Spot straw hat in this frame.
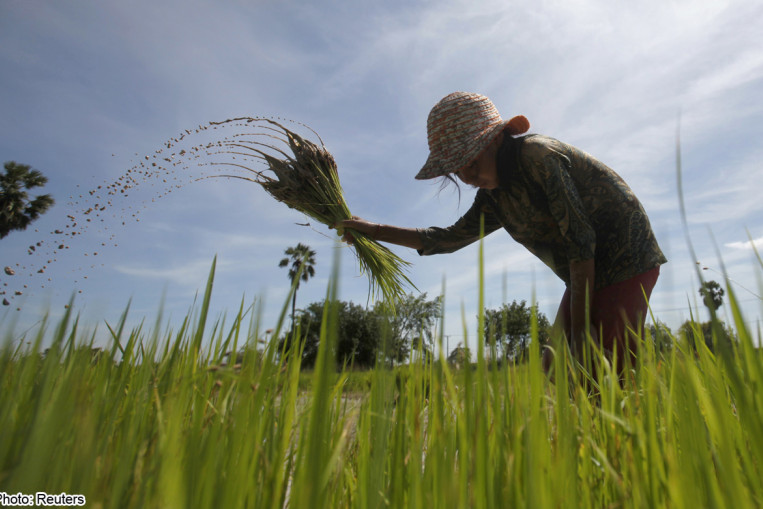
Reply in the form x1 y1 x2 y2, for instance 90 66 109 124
415 92 529 180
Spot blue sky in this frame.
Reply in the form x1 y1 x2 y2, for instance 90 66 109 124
1 0 762 352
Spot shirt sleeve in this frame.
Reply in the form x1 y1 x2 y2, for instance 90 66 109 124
417 191 503 256
523 142 596 263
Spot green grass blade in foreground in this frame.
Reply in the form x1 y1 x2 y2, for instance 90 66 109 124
190 256 216 362
288 247 341 508
472 221 490 509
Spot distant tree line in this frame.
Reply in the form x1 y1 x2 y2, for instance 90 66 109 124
483 300 551 361
277 295 558 369
649 279 738 354
275 284 741 371
279 292 443 369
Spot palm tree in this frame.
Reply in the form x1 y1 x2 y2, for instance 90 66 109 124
279 243 317 324
699 280 724 311
0 161 55 239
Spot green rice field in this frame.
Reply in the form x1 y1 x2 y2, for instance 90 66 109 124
1 247 762 509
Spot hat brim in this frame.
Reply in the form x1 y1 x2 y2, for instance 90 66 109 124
414 119 509 180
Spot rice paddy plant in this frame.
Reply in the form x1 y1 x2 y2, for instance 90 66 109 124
1 245 762 508
206 117 415 305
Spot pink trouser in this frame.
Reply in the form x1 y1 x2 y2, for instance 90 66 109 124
557 266 660 366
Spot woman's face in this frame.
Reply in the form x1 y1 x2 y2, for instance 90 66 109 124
454 137 501 190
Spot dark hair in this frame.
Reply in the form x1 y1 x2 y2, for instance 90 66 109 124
437 173 462 204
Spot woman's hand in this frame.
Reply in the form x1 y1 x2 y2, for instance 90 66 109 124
333 216 379 244
333 217 425 250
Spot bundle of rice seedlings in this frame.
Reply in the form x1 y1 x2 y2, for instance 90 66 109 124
208 117 415 304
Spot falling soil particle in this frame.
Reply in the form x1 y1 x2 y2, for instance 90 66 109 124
3 117 290 304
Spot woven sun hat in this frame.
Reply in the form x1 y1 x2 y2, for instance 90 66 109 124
415 91 528 180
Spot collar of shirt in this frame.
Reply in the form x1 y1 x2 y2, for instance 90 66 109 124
496 134 528 190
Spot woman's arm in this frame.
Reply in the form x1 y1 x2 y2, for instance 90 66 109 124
337 217 424 250
338 190 502 254
569 258 596 355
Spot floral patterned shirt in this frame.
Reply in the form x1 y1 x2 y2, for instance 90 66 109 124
417 134 667 290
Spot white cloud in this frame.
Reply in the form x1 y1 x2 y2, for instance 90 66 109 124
113 257 229 286
684 50 763 105
726 236 763 251
682 152 763 225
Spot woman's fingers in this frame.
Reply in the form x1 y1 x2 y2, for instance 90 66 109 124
331 216 379 245
333 217 364 245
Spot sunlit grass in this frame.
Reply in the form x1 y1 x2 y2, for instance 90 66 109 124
1 243 761 508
